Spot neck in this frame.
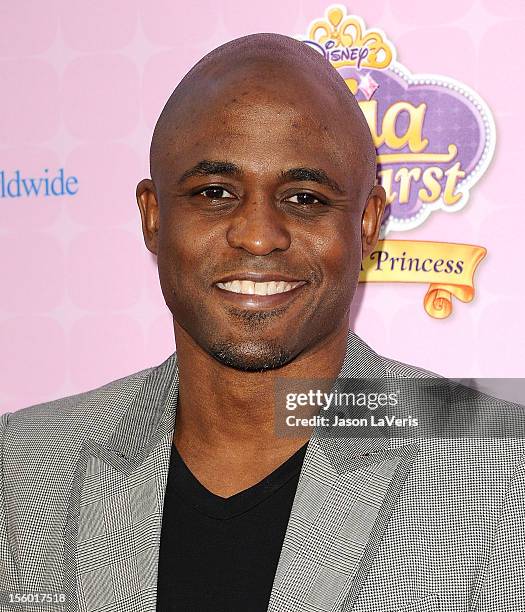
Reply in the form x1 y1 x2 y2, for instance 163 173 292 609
173 320 349 455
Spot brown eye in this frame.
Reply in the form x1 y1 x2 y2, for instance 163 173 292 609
287 193 327 206
200 187 234 199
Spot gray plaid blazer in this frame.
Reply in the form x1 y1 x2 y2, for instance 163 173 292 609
1 330 524 612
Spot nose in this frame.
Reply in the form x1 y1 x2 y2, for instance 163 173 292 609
226 195 291 255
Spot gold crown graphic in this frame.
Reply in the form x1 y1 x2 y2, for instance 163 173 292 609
307 5 395 69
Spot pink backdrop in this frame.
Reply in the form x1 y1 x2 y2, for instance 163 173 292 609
1 0 523 414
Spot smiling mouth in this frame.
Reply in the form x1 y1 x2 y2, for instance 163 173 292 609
215 280 306 295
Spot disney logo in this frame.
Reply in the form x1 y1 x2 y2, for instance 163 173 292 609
303 39 370 69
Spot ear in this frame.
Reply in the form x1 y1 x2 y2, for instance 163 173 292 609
136 179 160 255
361 184 387 260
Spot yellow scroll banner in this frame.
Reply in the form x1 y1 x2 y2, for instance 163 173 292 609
359 240 487 319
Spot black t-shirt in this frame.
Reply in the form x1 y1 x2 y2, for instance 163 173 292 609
156 441 308 612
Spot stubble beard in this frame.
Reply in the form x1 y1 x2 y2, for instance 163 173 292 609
209 339 294 372
208 305 295 372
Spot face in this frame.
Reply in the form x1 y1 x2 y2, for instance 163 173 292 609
137 67 385 371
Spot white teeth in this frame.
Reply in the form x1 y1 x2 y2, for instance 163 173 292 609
241 280 254 294
216 280 303 295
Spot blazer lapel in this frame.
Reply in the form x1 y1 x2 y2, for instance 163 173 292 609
268 437 419 612
63 354 179 612
268 331 420 611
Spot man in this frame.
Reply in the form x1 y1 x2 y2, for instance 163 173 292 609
1 33 524 612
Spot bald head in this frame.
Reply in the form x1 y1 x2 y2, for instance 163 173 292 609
150 33 377 192
137 32 387 372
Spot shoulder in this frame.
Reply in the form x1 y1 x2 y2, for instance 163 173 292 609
1 354 176 456
382 355 438 378
376 351 525 465
3 364 152 426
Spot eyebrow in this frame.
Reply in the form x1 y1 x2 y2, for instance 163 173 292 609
178 160 241 184
280 167 345 194
177 160 345 195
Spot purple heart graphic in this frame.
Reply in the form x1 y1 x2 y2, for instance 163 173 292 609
337 65 495 232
